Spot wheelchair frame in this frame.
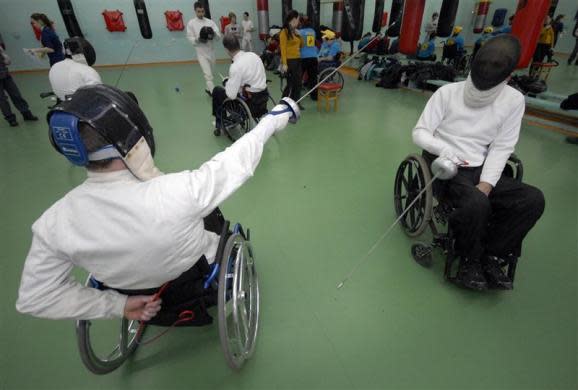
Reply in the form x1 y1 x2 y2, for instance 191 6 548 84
75 221 260 374
393 153 523 284
216 93 277 142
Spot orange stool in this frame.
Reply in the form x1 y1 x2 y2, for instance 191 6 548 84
317 83 341 112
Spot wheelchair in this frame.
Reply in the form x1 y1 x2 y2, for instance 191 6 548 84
76 220 260 374
393 153 524 285
318 52 346 92
441 43 471 77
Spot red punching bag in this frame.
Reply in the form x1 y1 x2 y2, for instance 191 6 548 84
399 0 425 55
257 0 269 40
511 0 551 68
473 1 491 33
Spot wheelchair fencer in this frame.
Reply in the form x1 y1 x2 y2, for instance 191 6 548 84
393 153 524 286
76 220 260 374
441 42 472 78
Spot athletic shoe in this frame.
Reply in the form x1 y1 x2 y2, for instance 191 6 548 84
455 258 488 291
483 256 513 290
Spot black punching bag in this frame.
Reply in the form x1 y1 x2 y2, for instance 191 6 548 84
437 0 459 37
372 0 385 33
200 0 211 19
282 0 293 22
57 0 83 38
134 0 152 39
307 0 321 31
341 0 365 42
388 0 404 37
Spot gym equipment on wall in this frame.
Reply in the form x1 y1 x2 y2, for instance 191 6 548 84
134 0 152 39
399 0 425 55
57 0 83 38
388 0 404 37
492 8 508 27
282 0 293 23
200 0 211 19
372 0 385 33
341 0 365 42
165 10 184 31
437 0 459 38
332 1 344 34
102 10 127 32
473 0 491 33
307 0 321 32
257 0 269 40
512 0 550 68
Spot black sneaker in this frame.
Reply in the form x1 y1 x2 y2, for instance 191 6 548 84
455 258 488 291
22 112 38 121
9 119 18 127
483 256 513 290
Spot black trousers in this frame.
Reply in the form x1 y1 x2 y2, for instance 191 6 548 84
301 57 318 100
282 58 302 102
212 86 269 121
424 152 545 262
0 75 31 122
533 43 553 63
110 209 227 327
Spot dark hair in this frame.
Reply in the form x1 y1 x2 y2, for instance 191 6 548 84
31 13 53 29
432 12 439 18
429 32 437 40
283 10 299 39
223 33 240 52
78 122 115 170
244 12 249 17
300 15 312 28
554 14 564 22
194 2 204 10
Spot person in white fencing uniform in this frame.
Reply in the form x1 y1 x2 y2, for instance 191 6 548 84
241 12 255 52
412 35 545 291
15 84 299 325
49 37 102 101
186 1 221 95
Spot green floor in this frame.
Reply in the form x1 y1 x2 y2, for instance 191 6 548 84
1 63 577 390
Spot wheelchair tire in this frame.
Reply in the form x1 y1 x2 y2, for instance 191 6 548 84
76 313 143 375
217 233 260 371
318 67 345 92
219 99 255 142
393 154 433 237
411 242 433 267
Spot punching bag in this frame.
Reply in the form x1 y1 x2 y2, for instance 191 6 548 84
512 0 550 68
437 0 459 37
341 0 365 42
388 0 404 37
473 0 490 33
57 0 83 38
200 0 211 19
307 0 321 31
332 1 344 34
399 0 425 55
372 0 385 33
134 0 152 39
257 0 269 40
282 0 293 23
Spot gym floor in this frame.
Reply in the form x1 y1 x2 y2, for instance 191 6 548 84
1 62 577 390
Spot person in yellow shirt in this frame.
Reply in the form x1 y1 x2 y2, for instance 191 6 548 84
279 10 303 104
533 16 554 63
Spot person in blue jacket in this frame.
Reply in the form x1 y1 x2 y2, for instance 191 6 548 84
29 13 64 67
318 30 342 72
298 16 319 100
417 32 437 61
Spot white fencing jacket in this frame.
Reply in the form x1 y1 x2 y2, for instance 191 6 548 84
186 17 221 63
16 112 289 320
412 81 525 186
49 59 102 101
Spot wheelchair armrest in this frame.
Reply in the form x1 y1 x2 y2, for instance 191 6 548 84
506 154 524 182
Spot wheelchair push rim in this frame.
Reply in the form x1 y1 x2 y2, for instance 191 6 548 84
76 276 144 375
318 67 345 92
217 233 260 370
393 154 433 237
219 99 254 142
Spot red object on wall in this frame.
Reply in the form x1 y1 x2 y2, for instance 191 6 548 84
220 16 231 33
381 12 388 28
102 10 127 32
473 1 491 33
511 0 551 69
165 10 184 31
399 0 425 55
31 22 42 41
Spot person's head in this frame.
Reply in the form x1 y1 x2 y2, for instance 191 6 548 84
228 12 237 24
483 26 494 34
30 13 52 29
543 15 551 26
432 12 439 20
554 14 564 23
469 35 521 91
508 15 514 25
64 37 96 66
194 2 205 19
284 10 300 30
47 85 157 178
223 33 241 57
300 15 311 29
243 12 249 21
452 25 463 36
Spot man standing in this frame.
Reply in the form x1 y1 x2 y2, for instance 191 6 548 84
186 1 221 95
567 21 578 65
241 12 255 52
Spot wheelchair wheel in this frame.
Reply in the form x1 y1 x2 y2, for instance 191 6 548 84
318 67 345 92
219 99 254 142
76 278 144 374
411 242 433 267
393 154 433 237
217 232 260 370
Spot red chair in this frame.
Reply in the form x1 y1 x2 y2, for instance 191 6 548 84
317 83 341 112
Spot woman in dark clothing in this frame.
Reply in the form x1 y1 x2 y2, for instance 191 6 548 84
29 13 64 67
552 14 565 47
